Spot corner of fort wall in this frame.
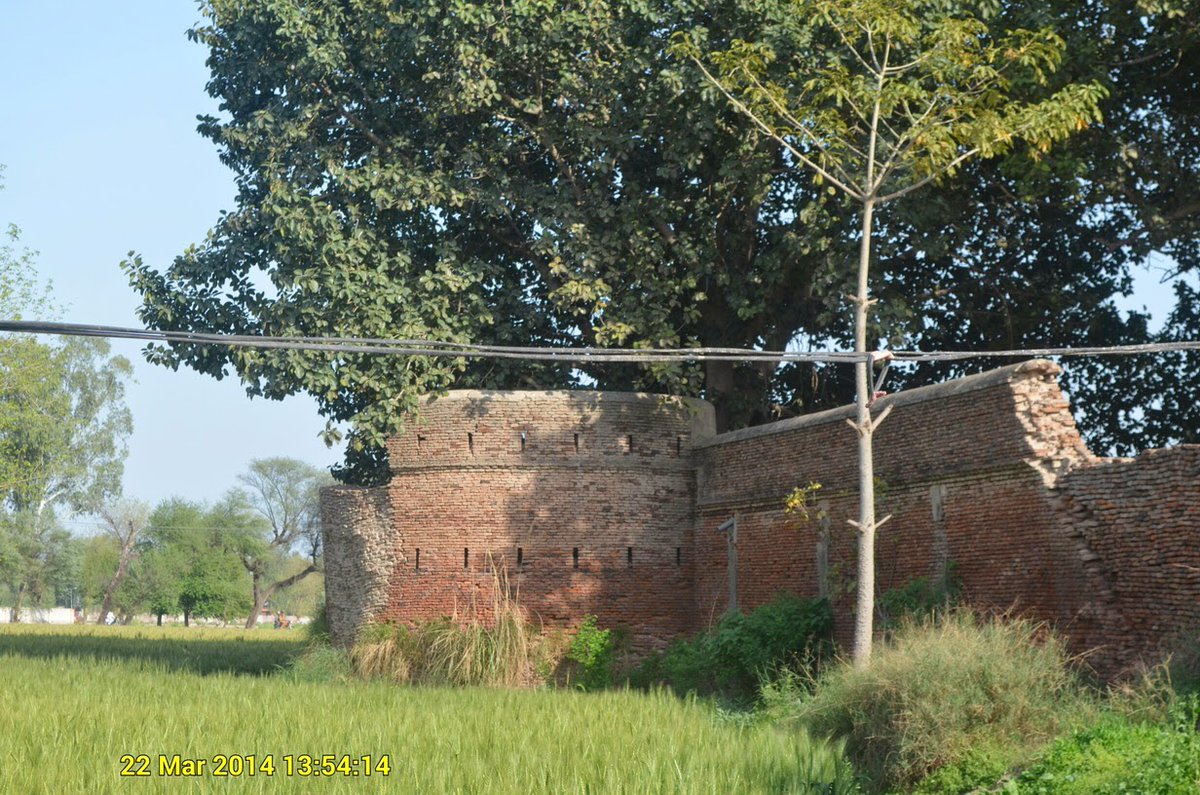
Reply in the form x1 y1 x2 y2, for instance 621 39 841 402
323 390 715 652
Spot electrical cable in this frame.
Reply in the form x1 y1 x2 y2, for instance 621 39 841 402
1 320 1197 364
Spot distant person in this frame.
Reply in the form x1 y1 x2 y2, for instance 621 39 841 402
104 611 116 626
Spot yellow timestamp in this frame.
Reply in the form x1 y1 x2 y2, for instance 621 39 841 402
119 753 392 778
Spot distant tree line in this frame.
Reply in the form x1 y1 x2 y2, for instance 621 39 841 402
77 458 330 627
0 174 331 625
0 210 133 621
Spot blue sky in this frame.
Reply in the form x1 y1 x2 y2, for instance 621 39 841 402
0 2 342 520
0 2 1185 519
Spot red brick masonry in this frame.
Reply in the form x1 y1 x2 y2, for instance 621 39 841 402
321 361 1200 678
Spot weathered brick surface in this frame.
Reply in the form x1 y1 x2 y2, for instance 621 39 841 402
324 390 713 653
320 362 1200 679
694 360 1101 655
1056 447 1200 675
320 486 394 647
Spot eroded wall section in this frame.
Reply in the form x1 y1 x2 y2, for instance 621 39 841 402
320 486 394 647
1057 447 1200 673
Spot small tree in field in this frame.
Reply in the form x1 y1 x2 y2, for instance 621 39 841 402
233 458 331 628
675 0 1105 667
94 499 150 624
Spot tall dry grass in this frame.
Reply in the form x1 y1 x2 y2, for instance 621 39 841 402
348 563 538 687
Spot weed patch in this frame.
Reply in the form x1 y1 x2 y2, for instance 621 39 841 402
631 594 832 704
765 610 1090 792
1011 695 1200 794
565 615 616 691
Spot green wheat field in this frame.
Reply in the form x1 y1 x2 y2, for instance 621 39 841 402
0 624 851 794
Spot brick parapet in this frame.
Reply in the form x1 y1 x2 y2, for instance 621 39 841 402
388 390 715 468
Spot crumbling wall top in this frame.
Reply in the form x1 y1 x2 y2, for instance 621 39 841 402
387 389 715 469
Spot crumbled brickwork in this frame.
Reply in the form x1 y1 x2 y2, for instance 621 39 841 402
320 363 1200 679
1057 447 1200 675
320 486 394 647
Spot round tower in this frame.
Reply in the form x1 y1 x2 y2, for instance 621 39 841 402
378 390 714 651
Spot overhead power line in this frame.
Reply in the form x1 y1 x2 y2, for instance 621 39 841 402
0 320 1197 364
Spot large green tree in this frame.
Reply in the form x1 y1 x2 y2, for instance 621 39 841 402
125 0 1199 484
128 498 253 626
0 197 133 620
124 0 849 482
0 337 133 621
871 0 1200 455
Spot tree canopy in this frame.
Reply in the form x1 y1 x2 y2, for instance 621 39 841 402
125 0 1200 482
126 498 255 625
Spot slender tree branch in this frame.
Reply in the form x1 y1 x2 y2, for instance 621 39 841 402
878 146 981 202
689 56 865 200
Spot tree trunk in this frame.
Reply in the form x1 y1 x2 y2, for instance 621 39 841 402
705 359 736 433
245 574 265 629
183 610 190 628
244 565 317 629
10 583 25 623
156 613 163 627
851 197 878 670
97 536 139 625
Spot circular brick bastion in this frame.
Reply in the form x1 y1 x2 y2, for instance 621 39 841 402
321 390 715 651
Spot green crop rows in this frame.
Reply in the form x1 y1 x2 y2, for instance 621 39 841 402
0 624 852 794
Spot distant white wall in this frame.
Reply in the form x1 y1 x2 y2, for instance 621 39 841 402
0 607 76 624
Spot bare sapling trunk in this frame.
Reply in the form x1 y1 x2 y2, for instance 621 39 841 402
851 197 878 669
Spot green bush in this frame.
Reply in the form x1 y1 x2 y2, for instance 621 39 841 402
566 615 616 691
1011 695 1200 794
631 594 832 704
765 610 1090 792
876 566 960 630
1165 628 1200 695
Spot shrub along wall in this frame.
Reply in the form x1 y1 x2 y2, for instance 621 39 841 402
322 362 1200 679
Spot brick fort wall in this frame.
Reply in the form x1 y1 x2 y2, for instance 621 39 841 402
321 362 1200 677
325 390 713 653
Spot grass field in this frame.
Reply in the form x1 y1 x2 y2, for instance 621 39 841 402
0 624 856 794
